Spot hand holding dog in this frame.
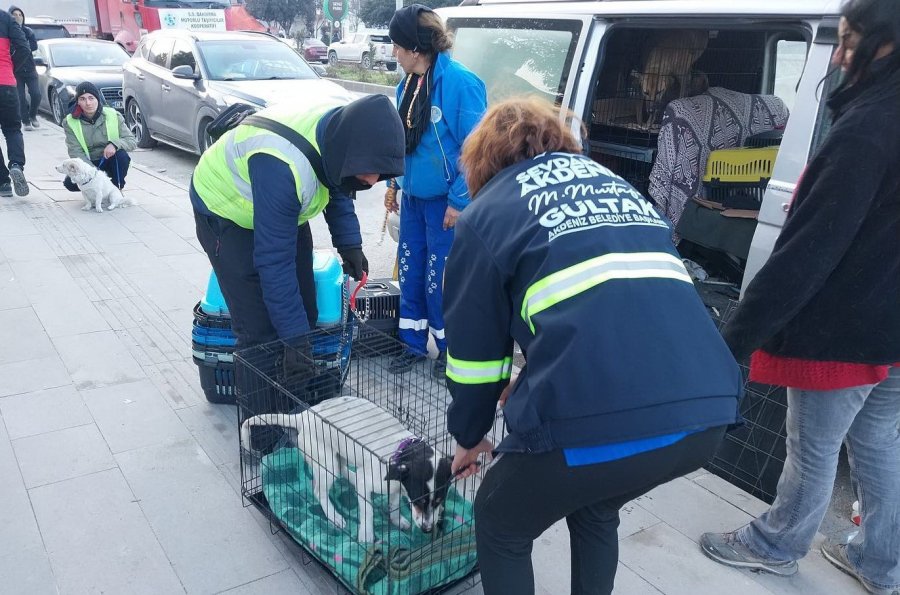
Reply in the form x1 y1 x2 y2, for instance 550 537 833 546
103 143 117 159
451 438 493 480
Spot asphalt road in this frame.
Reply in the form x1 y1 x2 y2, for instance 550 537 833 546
128 124 857 541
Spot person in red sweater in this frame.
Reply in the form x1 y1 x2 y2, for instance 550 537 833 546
698 1 900 593
0 7 29 197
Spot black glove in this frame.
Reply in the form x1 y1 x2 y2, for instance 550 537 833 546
282 340 315 385
338 247 369 281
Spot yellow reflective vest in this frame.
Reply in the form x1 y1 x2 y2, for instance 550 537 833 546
65 107 120 157
192 101 341 230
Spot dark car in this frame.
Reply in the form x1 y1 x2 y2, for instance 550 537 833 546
27 17 71 41
34 38 130 126
303 37 327 63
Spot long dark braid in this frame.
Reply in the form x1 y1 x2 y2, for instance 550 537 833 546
399 67 433 154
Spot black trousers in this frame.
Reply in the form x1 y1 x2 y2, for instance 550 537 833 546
193 210 317 348
64 151 131 191
475 426 727 595
16 74 40 122
0 84 25 185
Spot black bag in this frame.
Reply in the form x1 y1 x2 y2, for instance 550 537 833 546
206 103 258 142
205 105 327 187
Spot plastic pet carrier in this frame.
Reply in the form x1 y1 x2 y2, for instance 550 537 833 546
353 279 401 355
193 253 353 405
705 300 787 503
701 146 778 210
236 327 505 595
192 298 238 405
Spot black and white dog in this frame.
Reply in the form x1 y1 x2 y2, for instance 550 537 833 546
240 397 453 542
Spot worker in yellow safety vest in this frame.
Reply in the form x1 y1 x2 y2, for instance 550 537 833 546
62 82 136 190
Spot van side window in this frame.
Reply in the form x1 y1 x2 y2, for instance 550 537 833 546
446 18 582 106
773 39 808 112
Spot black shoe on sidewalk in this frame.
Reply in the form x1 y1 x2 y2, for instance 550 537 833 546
388 350 426 374
0 182 11 198
8 165 28 197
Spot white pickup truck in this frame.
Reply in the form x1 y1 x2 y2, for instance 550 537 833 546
327 31 397 71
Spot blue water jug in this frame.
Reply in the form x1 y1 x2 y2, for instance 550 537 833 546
313 251 344 326
201 269 230 316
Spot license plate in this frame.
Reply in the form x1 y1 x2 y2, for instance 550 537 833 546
112 100 123 109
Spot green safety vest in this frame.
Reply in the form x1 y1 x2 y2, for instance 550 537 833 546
192 100 341 230
65 107 120 157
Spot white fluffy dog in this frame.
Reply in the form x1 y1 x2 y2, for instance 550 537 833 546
56 158 134 213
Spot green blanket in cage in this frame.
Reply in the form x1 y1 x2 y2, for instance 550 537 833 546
261 447 478 595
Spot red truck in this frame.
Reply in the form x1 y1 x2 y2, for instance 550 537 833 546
33 0 265 53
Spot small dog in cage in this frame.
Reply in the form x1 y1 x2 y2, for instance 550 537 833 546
633 29 709 126
240 397 454 543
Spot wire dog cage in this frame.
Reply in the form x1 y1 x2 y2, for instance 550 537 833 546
705 300 788 503
237 326 504 594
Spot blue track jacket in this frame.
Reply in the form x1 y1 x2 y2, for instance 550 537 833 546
444 152 742 451
396 52 486 210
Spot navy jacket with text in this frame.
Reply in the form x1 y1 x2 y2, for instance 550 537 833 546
444 152 742 451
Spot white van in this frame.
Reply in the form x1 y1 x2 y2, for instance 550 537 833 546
439 0 841 309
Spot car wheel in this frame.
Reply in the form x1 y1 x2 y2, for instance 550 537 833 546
127 99 156 148
198 117 213 153
361 53 371 69
51 90 66 126
386 62 397 72
328 51 338 66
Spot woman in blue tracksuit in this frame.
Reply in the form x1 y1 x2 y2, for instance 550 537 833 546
384 4 487 379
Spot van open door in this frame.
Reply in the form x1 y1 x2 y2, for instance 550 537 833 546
743 19 840 291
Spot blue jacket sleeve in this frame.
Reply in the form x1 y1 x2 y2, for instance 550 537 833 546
323 190 362 250
249 153 311 339
444 216 514 449
445 77 487 211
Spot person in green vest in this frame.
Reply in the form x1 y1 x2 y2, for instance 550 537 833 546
191 94 405 360
62 82 136 191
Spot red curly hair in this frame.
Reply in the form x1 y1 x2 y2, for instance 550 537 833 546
461 97 584 197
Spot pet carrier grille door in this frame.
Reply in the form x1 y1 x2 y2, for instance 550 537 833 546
704 300 787 503
236 327 505 594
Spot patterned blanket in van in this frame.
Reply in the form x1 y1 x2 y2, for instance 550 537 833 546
648 87 789 231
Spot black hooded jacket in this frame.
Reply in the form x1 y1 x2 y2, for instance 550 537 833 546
319 94 405 192
7 5 36 76
0 8 29 85
722 58 900 364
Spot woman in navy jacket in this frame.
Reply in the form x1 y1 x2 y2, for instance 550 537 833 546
383 4 486 379
446 97 741 595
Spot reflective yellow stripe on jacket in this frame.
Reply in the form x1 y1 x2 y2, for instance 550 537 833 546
521 252 693 333
446 354 513 385
65 107 120 157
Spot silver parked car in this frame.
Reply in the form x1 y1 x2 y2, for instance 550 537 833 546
122 30 353 154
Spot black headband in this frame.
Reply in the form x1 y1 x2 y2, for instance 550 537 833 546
389 4 435 52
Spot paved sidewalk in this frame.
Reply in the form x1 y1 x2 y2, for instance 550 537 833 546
0 122 863 594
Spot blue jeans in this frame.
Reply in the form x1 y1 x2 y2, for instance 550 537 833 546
397 194 454 354
738 367 900 589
